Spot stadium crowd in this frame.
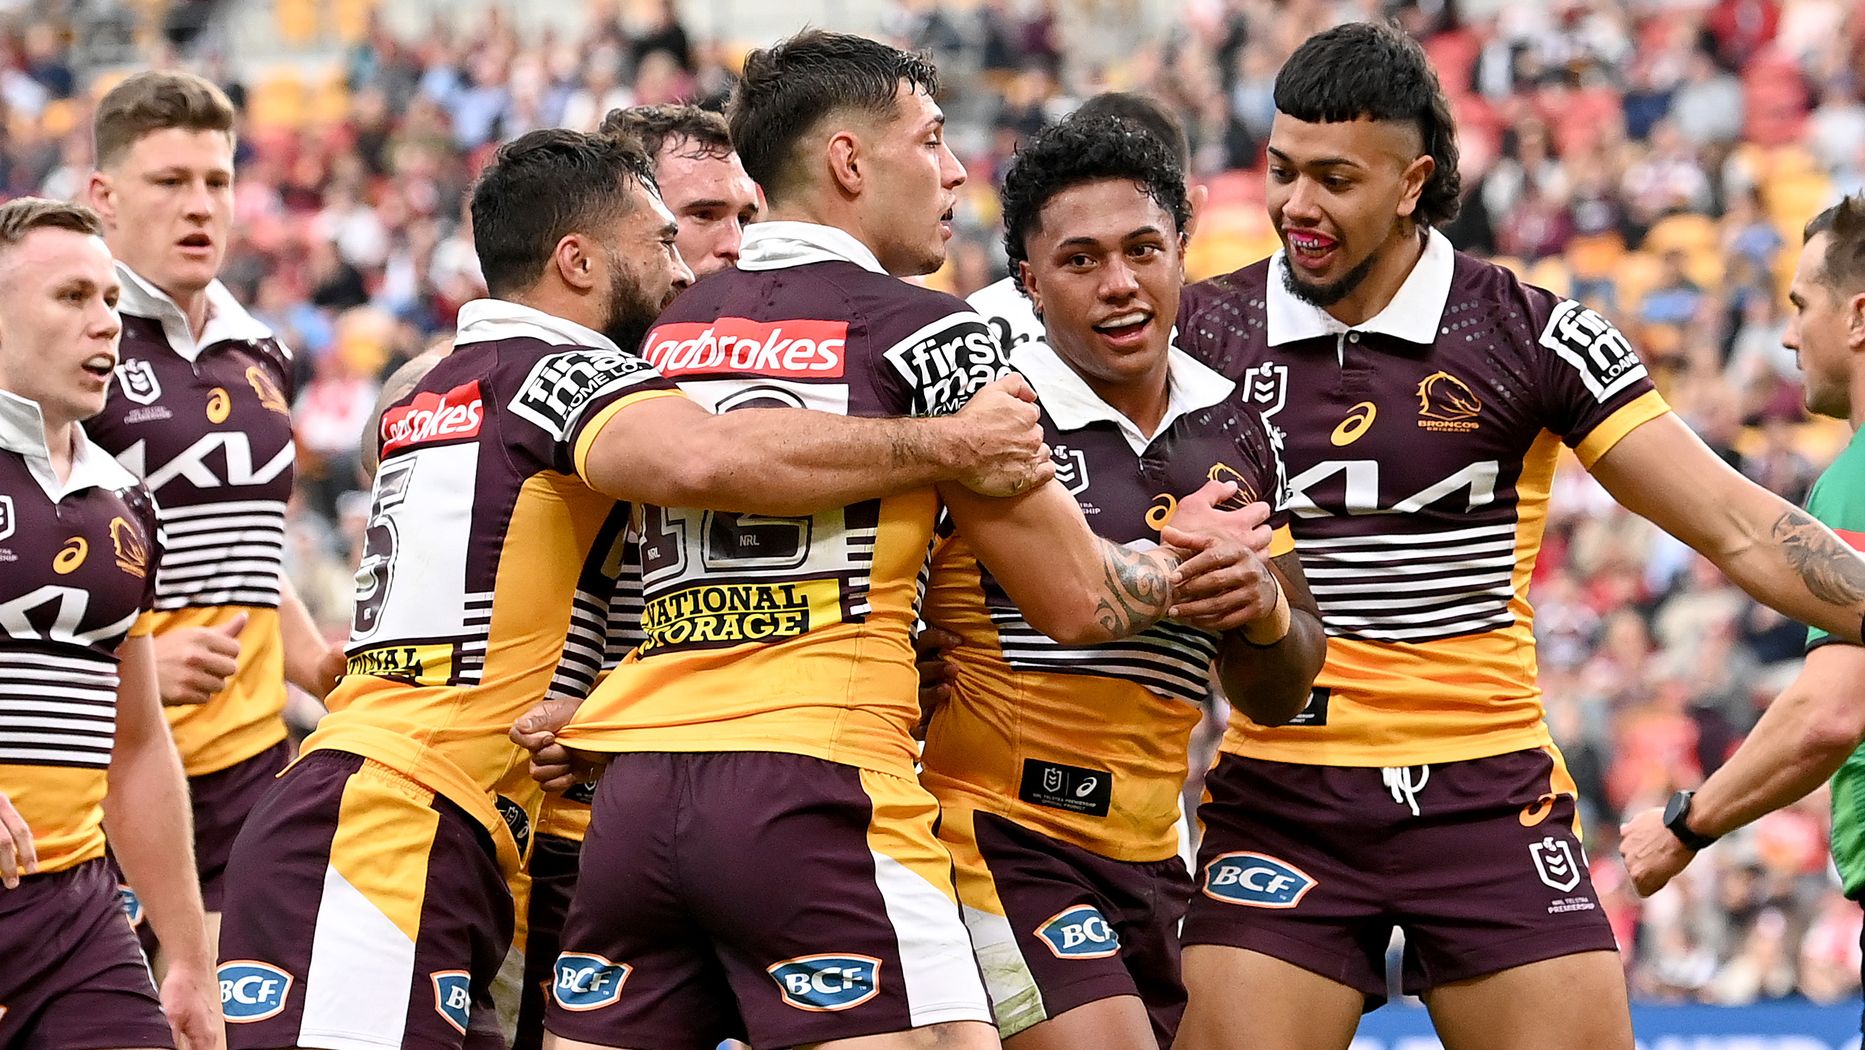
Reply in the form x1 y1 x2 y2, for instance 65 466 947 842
4 0 1865 1011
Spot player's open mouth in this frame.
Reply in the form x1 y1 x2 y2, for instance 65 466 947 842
81 354 115 381
1286 229 1337 269
1093 309 1151 346
938 207 955 239
178 232 213 253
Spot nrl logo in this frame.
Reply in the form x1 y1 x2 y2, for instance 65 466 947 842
1053 445 1089 495
1529 835 1581 893
0 495 12 543
115 359 162 406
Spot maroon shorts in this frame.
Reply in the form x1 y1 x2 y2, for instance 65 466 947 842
117 741 290 957
0 858 174 1049
944 808 1191 1046
216 750 514 1050
514 832 580 1050
547 751 989 1049
1183 747 1617 1005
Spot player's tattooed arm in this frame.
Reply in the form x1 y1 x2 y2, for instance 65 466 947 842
1772 508 1865 606
1590 413 1865 644
1091 540 1179 637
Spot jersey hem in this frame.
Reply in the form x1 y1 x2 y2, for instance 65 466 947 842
1221 725 1555 767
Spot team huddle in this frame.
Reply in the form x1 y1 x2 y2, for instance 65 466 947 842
6 17 1865 1050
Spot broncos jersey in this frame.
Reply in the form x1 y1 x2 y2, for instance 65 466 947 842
920 338 1294 862
1178 229 1668 766
302 298 681 876
83 265 296 777
560 221 1008 778
0 392 162 873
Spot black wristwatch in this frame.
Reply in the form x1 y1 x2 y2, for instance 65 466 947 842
1663 790 1719 851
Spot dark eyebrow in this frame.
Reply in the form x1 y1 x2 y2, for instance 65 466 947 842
1788 290 1806 309
681 198 733 212
1266 147 1363 170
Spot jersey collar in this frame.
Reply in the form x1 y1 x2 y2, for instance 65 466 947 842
737 221 888 276
453 297 625 353
1266 227 1453 347
115 262 279 364
0 389 139 500
1012 339 1235 456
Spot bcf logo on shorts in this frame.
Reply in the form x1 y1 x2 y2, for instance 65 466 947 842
1036 904 1120 959
767 954 883 1012
218 961 293 1022
553 953 632 1011
116 884 143 928
432 971 471 1034
1201 851 1318 909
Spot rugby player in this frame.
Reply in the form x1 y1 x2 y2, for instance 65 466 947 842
80 70 343 958
0 197 220 1049
1620 197 1865 969
599 103 761 278
967 91 1208 360
543 31 1268 1050
510 106 760 1050
1172 22 1865 1050
214 126 1057 1050
918 115 1326 1050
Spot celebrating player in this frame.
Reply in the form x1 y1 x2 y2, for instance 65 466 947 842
541 30 1267 1050
1619 198 1865 960
81 70 343 959
0 197 221 1050
1172 22 1865 1050
599 104 761 279
214 125 1056 1050
918 115 1326 1050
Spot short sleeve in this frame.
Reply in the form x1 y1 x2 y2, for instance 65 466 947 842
871 300 1010 418
1529 295 1670 467
499 345 686 479
1804 455 1865 650
129 487 164 626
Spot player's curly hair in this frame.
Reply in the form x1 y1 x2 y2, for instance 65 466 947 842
470 128 659 296
1805 193 1865 293
1274 21 1462 228
600 104 733 163
1000 115 1191 295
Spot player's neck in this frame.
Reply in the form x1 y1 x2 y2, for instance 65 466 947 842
1321 226 1427 329
1850 366 1865 432
504 285 606 341
123 261 214 342
761 200 887 270
1085 367 1169 438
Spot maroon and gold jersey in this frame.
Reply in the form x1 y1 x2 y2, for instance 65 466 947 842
0 392 162 873
561 221 1009 778
920 339 1294 862
83 266 296 777
302 298 682 877
1179 231 1668 766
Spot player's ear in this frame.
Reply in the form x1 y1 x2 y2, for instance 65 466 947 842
85 171 116 227
554 234 597 292
1396 155 1435 221
1018 260 1042 317
1186 183 1209 239
827 130 862 197
1847 290 1865 351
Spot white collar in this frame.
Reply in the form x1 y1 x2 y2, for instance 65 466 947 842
737 220 888 276
1012 339 1235 456
452 297 624 353
1266 227 1454 346
0 389 139 500
115 263 278 363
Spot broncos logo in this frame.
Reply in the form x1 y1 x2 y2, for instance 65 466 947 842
1415 371 1482 422
1206 463 1259 509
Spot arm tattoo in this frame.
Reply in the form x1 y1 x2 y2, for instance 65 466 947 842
1092 540 1176 637
1771 508 1865 606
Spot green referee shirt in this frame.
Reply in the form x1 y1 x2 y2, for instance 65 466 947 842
1805 427 1865 897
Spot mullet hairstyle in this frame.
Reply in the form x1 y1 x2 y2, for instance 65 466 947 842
1804 194 1865 294
727 29 939 204
93 70 237 169
1273 20 1462 228
470 128 659 297
1001 115 1192 295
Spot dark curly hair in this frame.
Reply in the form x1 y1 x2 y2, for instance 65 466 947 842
1001 116 1191 294
1274 21 1462 228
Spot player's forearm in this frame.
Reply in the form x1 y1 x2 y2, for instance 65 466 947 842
1714 500 1865 644
1216 609 1326 726
1689 679 1865 838
650 410 972 515
104 728 211 969
278 577 334 697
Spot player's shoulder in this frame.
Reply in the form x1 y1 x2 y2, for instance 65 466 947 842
1182 256 1275 316
1810 432 1865 517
